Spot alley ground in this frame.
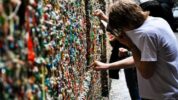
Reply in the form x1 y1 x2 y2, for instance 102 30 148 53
109 32 178 100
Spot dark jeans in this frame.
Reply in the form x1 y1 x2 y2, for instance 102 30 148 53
124 68 141 100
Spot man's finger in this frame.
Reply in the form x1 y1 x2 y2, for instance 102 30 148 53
89 61 96 68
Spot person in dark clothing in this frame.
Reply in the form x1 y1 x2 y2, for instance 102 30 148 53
108 32 141 100
140 0 176 31
108 34 127 79
108 39 120 79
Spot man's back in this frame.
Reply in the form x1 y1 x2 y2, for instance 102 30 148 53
126 16 178 99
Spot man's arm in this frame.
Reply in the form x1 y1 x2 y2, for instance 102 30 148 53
93 9 108 21
116 32 157 79
91 56 135 71
130 45 157 79
108 56 135 69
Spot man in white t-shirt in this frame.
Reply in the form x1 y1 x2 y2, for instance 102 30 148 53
91 0 178 99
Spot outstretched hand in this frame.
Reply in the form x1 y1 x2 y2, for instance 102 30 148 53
93 9 108 21
89 61 110 71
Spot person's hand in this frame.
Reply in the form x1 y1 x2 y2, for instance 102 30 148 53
119 47 129 57
93 9 107 21
11 0 21 6
90 61 110 71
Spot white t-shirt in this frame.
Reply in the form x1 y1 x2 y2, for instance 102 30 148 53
126 16 178 99
139 0 153 3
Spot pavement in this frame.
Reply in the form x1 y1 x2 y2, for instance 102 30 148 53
109 32 178 100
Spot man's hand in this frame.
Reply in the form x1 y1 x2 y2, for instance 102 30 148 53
90 61 110 71
119 47 129 57
93 9 108 21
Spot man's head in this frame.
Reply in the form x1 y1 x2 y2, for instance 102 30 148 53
107 0 149 36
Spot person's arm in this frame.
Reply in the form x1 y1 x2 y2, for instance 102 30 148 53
117 32 157 79
90 56 135 71
108 56 135 69
130 44 156 79
118 47 132 57
93 9 108 21
91 45 156 79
